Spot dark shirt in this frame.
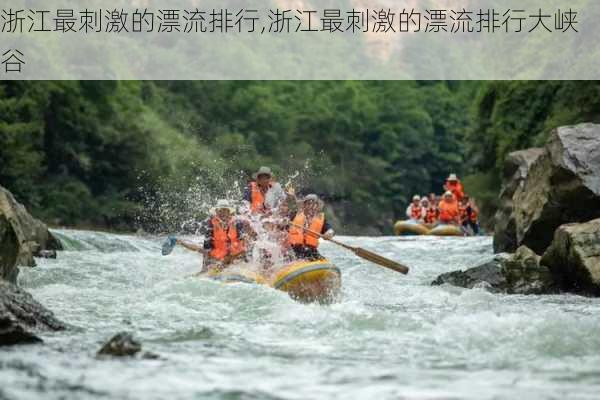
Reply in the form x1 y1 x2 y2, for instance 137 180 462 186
242 184 252 202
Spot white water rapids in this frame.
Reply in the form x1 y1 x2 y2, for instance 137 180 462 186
2 229 600 400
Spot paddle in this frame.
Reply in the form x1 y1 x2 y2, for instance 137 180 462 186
161 235 245 267
161 236 177 256
161 236 208 256
290 223 409 275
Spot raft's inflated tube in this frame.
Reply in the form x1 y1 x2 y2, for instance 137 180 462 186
271 260 342 304
201 259 342 304
428 224 464 237
273 263 341 290
394 220 430 236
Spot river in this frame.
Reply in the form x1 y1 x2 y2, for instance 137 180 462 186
2 229 600 400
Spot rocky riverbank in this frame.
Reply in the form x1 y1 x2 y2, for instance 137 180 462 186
0 185 65 346
434 123 600 296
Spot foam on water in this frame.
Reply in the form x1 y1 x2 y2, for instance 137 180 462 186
2 229 600 400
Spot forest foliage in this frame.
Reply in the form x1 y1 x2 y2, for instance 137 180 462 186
1 80 598 234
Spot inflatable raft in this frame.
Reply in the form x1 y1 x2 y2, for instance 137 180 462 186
394 221 464 237
427 224 464 237
394 220 430 236
203 259 341 304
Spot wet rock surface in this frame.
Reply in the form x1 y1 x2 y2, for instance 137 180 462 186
502 246 557 295
432 255 508 292
433 247 558 295
493 123 600 255
542 219 600 295
97 332 142 357
0 281 66 346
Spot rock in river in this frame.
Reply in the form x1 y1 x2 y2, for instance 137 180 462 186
97 332 142 357
433 247 557 295
0 280 66 346
541 219 600 295
432 255 509 293
493 123 600 255
501 246 556 295
0 185 63 281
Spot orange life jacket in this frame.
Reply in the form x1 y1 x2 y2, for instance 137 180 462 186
424 207 438 224
249 181 270 214
438 199 459 223
288 212 325 248
445 181 465 202
210 217 245 260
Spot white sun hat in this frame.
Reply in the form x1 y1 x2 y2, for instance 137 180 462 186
210 199 236 214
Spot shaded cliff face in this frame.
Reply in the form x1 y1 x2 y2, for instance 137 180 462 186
0 212 19 282
0 185 63 282
0 185 66 346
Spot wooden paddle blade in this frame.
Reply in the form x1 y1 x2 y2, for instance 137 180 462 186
354 247 410 274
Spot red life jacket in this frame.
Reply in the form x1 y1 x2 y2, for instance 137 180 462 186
445 181 465 202
288 212 325 248
410 205 423 220
210 217 245 260
424 207 438 224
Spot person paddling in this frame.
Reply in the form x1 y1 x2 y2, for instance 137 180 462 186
177 200 253 272
288 194 335 261
438 191 461 226
243 166 287 215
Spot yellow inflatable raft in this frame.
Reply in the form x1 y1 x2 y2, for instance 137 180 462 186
203 259 341 304
394 221 464 237
394 220 431 236
427 224 464 237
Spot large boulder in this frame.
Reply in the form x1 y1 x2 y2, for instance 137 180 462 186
541 219 600 295
0 280 66 346
494 123 600 254
0 185 63 280
493 148 545 253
